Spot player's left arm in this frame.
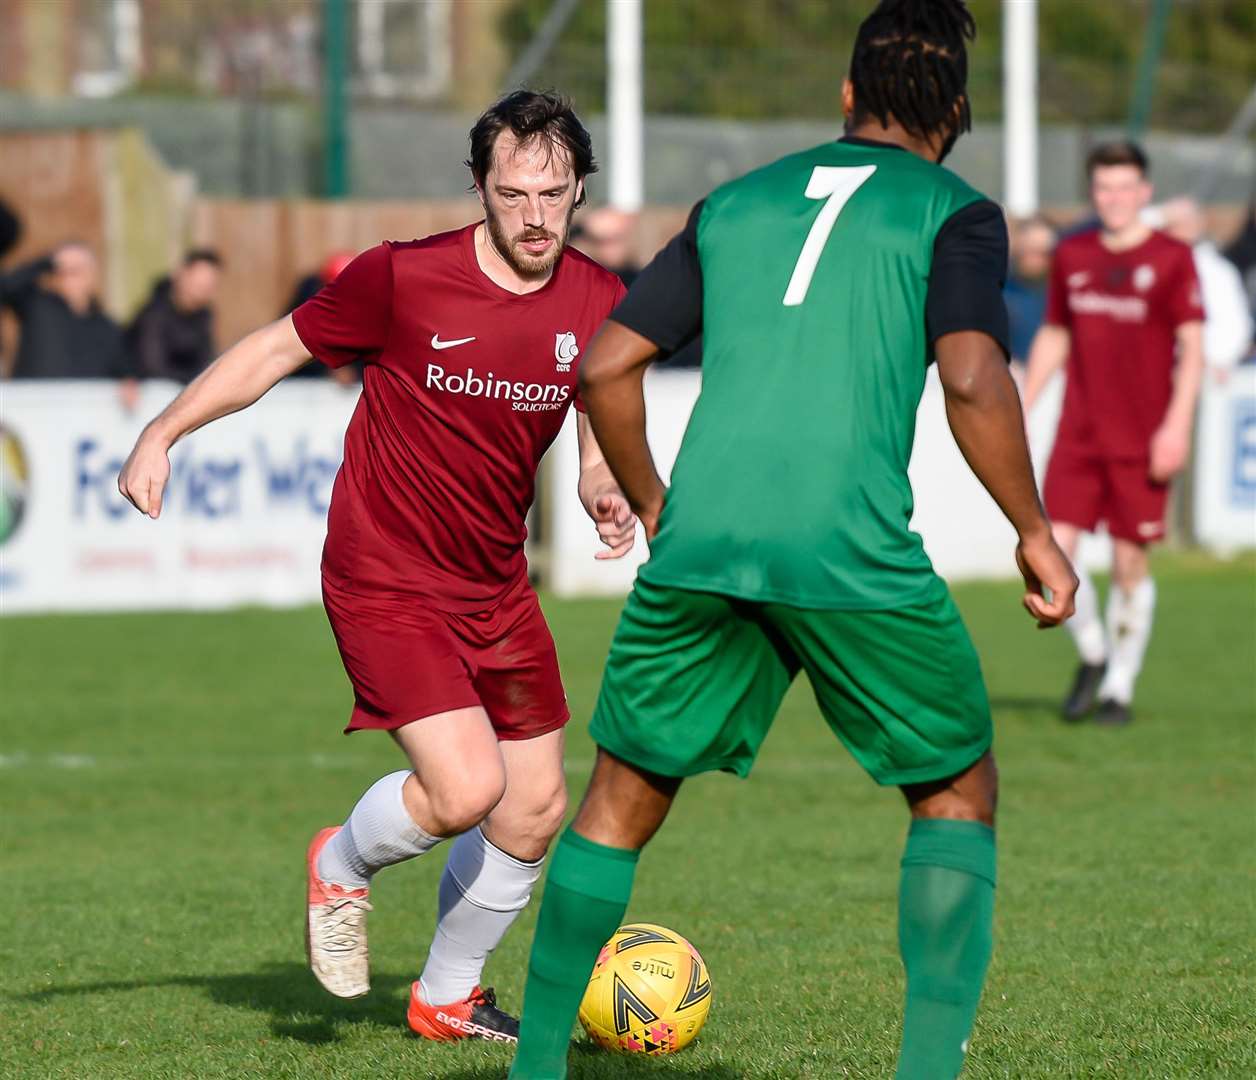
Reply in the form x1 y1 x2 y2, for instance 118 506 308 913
1149 319 1204 483
929 199 1077 627
577 410 636 560
1149 248 1207 482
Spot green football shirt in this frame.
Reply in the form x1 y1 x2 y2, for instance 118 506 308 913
612 135 1009 610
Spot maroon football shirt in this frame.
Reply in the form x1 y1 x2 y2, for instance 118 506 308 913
293 224 625 610
1044 228 1204 460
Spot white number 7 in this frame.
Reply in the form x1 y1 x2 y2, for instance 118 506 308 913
782 164 877 307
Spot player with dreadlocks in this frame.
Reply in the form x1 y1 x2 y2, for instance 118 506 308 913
508 2 1076 1077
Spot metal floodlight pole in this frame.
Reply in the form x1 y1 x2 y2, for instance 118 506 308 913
1003 0 1039 217
503 0 583 91
1128 0 1172 138
607 0 644 211
323 0 350 199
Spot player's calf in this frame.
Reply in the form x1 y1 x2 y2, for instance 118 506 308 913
306 770 448 999
896 753 998 1078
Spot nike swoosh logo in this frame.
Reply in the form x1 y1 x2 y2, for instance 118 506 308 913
431 334 476 351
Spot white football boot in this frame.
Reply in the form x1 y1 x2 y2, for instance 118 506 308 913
305 827 372 998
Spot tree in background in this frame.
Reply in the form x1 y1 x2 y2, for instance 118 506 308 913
500 0 1255 131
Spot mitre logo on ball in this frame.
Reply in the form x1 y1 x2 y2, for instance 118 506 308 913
555 331 579 371
579 923 712 1057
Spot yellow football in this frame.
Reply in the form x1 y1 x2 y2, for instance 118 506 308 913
578 923 712 1055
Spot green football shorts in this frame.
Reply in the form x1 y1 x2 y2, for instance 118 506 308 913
589 578 992 786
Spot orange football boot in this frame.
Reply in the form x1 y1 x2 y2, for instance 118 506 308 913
407 982 519 1042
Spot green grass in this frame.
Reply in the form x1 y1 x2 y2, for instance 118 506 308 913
2 552 1254 1079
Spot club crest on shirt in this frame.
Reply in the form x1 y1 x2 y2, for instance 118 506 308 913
555 331 580 371
1133 265 1156 293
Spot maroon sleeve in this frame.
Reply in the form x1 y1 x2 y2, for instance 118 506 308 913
1167 246 1205 329
573 277 629 414
1043 243 1070 328
291 243 393 368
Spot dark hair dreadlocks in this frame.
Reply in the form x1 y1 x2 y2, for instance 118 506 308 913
848 0 976 143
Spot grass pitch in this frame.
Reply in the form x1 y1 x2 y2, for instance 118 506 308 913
2 553 1253 1079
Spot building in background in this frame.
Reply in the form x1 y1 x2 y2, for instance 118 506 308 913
1 0 509 109
2 1 1253 206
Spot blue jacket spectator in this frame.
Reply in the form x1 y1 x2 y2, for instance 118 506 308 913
1003 215 1057 365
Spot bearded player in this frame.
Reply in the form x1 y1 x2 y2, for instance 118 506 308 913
508 3 1077 1079
117 91 633 1041
1023 141 1205 726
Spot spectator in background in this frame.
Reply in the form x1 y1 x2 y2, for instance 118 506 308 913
0 197 20 261
1222 200 1256 320
285 251 359 383
572 207 640 287
1004 214 1056 366
1220 199 1256 363
0 242 129 379
285 251 356 314
573 208 703 368
127 249 222 383
1153 198 1253 379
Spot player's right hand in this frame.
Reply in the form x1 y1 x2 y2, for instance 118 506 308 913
1015 529 1078 629
635 495 665 543
117 432 171 519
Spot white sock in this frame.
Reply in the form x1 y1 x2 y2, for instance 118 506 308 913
1098 578 1157 705
418 826 544 1005
317 770 444 890
1067 570 1108 665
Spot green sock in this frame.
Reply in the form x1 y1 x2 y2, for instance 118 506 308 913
895 819 996 1080
508 828 640 1080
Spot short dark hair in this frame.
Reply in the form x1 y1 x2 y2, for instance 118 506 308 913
184 248 223 269
1086 140 1149 179
466 90 597 208
848 0 976 142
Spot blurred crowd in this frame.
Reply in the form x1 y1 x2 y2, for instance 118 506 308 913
3 191 1253 387
0 195 362 393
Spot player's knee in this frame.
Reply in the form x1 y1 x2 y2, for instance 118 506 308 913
904 752 998 827
966 757 998 825
427 772 507 836
529 782 568 843
480 783 566 862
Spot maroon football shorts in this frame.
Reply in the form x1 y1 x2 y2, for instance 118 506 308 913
322 573 570 739
1043 440 1169 545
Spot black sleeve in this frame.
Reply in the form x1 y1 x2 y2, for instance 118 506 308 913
0 255 54 312
0 198 21 261
926 199 1010 361
127 300 167 379
609 200 704 352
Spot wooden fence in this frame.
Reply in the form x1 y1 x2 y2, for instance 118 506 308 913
1 128 1247 363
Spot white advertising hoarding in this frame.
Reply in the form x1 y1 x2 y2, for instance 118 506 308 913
1 370 1249 615
0 380 357 613
544 367 1108 597
1193 366 1256 553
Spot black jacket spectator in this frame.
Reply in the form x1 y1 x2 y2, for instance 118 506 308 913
0 198 20 261
127 277 216 382
0 251 129 379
